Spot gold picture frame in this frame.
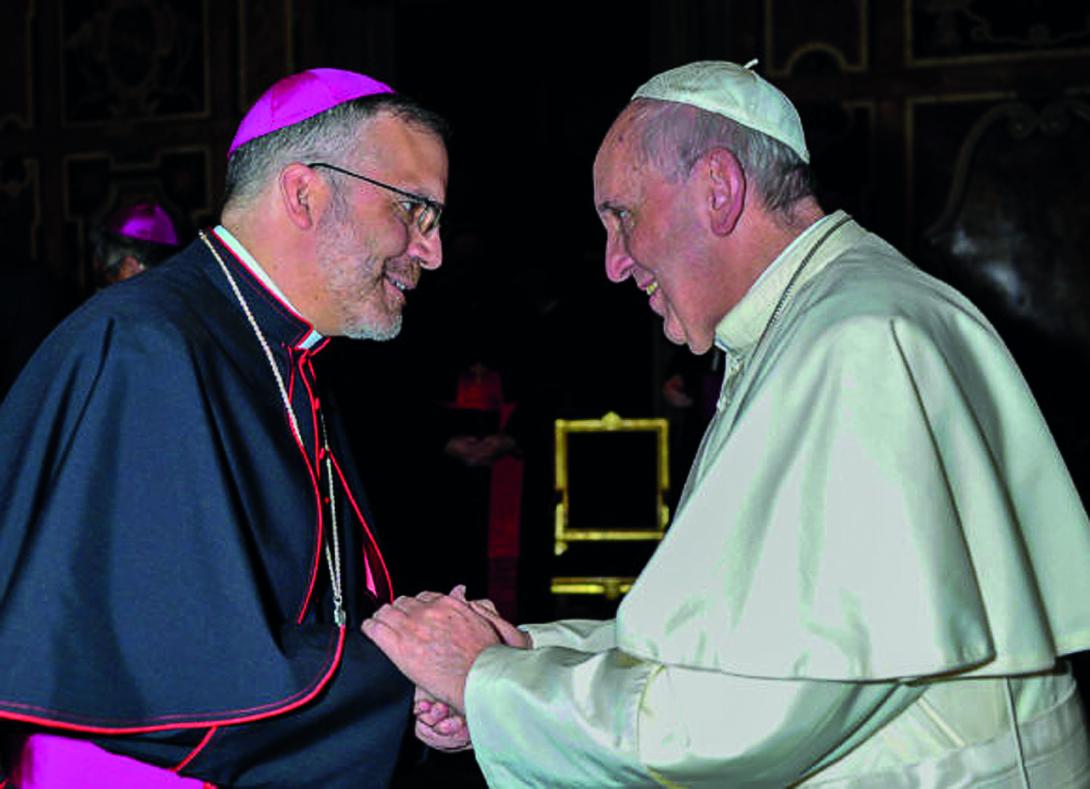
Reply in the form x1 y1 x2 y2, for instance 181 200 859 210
551 412 670 599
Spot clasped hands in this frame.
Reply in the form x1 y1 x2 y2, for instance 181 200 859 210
361 585 528 751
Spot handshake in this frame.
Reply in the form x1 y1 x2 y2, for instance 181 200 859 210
361 585 530 751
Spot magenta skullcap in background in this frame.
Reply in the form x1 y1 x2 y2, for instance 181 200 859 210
228 68 395 157
107 202 179 246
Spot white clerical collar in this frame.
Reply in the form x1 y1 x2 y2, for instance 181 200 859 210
714 211 848 355
752 213 836 290
214 225 324 350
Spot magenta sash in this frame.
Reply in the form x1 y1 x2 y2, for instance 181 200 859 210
10 734 207 788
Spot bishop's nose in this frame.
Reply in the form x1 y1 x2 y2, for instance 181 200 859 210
411 227 442 270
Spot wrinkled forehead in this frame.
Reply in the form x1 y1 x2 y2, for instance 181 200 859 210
596 106 643 161
593 107 648 195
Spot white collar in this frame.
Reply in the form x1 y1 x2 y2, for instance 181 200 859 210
214 225 324 350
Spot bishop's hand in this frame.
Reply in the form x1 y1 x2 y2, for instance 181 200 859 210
362 590 500 712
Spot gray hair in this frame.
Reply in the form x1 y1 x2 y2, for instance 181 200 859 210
223 94 448 212
628 98 813 216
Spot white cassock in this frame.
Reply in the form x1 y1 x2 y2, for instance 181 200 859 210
465 211 1090 787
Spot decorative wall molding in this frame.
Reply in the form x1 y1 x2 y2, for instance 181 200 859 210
909 94 1090 341
765 0 868 76
0 157 42 263
907 1 1090 66
0 0 37 132
923 99 1090 237
905 92 1013 241
59 0 210 126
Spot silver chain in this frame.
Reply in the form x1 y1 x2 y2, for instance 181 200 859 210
758 215 852 353
716 215 852 417
200 230 346 629
320 413 345 626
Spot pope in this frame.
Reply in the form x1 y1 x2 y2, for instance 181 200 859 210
364 60 1090 786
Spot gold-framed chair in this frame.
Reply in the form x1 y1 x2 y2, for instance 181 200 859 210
550 412 670 601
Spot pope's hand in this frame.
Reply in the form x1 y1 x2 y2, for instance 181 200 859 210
465 598 531 649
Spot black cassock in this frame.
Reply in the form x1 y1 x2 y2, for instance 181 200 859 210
0 231 412 787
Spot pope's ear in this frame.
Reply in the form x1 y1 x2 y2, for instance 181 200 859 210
278 163 326 230
703 148 746 236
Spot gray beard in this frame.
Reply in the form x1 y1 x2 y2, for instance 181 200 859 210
342 313 402 342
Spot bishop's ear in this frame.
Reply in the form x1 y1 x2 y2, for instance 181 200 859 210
704 148 746 236
278 163 325 231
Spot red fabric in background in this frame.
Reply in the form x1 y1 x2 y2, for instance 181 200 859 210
451 368 523 620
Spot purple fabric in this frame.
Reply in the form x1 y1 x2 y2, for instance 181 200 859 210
15 734 205 787
228 68 394 157
14 734 205 787
107 203 179 246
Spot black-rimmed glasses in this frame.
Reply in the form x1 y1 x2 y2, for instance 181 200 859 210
307 162 443 236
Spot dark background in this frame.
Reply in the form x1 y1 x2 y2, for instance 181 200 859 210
3 2 1089 782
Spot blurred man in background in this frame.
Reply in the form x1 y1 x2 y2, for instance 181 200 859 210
90 201 180 287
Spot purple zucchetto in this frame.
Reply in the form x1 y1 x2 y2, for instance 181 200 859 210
106 203 179 247
227 68 395 158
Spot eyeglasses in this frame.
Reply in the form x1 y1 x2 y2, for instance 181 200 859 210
307 162 443 236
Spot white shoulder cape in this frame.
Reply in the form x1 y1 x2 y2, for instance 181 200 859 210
617 214 1090 680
